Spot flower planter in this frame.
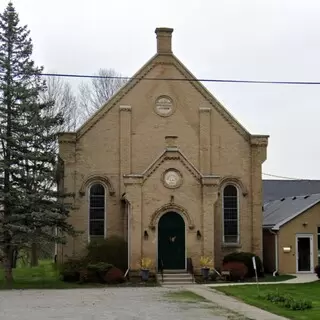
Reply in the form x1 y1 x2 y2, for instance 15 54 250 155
201 267 210 280
141 269 150 281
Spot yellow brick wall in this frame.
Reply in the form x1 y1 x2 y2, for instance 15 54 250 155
57 39 267 268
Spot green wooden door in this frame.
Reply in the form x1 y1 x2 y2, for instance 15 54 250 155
158 212 185 270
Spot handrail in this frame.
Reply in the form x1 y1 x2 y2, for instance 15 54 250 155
159 259 164 282
124 268 130 279
187 257 194 283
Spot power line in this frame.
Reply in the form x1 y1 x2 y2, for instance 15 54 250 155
262 172 310 180
34 72 320 85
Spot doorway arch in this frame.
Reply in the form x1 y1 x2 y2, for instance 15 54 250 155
158 211 185 270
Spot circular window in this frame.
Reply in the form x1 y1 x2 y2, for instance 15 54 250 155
162 169 182 189
154 96 174 117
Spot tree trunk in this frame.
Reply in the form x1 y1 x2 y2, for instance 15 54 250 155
30 242 39 267
3 248 13 287
11 248 17 268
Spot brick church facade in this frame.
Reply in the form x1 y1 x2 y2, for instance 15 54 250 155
57 27 269 272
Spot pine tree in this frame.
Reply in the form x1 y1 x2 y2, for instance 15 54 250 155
0 2 76 284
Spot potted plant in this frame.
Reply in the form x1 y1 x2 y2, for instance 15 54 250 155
139 257 153 281
200 256 213 280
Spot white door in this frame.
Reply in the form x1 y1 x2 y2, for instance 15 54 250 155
296 234 314 273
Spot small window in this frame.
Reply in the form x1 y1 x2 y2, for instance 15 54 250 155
223 185 239 244
89 183 105 238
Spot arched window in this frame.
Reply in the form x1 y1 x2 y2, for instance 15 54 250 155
223 185 239 244
89 183 105 239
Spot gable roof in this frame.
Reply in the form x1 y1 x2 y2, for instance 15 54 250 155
75 28 268 141
263 179 320 203
263 193 320 230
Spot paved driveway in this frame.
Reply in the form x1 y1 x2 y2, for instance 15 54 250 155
0 287 247 320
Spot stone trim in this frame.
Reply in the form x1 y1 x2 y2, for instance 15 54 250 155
119 105 132 112
79 174 115 197
162 168 183 189
142 149 202 181
58 132 76 144
201 175 220 186
77 55 159 139
76 51 267 141
149 203 195 230
199 107 211 113
123 174 144 185
219 176 248 197
157 59 251 141
250 135 269 146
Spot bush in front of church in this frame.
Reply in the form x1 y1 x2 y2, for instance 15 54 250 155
103 266 125 284
59 236 128 283
223 251 264 278
86 236 128 272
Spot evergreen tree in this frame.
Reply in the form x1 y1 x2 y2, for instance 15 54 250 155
0 2 76 284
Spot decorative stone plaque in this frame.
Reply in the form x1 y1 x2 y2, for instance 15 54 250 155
155 96 174 117
163 169 182 189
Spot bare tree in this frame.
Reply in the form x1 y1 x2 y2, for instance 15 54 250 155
40 76 79 132
78 68 128 119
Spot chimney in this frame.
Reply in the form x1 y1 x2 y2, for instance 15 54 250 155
155 27 174 54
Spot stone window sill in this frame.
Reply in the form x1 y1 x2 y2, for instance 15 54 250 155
222 243 242 248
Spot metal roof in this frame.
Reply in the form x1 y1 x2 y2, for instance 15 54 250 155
263 193 320 230
263 179 320 203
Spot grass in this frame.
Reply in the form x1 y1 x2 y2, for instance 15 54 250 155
215 281 320 320
0 260 159 290
200 274 296 285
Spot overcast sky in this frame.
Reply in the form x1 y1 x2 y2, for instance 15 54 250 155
5 0 320 179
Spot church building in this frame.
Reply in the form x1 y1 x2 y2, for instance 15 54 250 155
57 27 269 272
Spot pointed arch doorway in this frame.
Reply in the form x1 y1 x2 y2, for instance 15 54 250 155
158 211 185 270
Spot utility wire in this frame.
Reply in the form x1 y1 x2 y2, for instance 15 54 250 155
3 71 313 179
30 72 320 85
262 172 312 180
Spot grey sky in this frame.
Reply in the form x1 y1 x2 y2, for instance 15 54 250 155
6 0 320 179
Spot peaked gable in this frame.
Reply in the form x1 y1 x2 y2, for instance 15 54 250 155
263 193 320 230
76 28 268 142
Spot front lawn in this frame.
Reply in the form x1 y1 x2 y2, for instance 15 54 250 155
215 281 320 320
197 273 296 285
0 260 158 289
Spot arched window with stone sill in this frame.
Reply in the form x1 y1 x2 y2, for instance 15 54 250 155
89 183 106 240
222 184 239 244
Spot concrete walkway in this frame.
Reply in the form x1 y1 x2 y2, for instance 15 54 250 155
204 273 316 287
163 274 317 320
185 285 288 320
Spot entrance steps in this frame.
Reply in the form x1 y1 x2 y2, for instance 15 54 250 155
158 269 195 286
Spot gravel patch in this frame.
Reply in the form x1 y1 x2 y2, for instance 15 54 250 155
0 287 230 320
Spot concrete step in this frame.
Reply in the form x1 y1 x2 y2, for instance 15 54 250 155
161 269 187 274
162 273 193 279
162 277 193 282
162 281 196 286
158 271 194 286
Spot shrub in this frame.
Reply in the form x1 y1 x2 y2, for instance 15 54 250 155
314 265 320 279
59 257 87 282
262 290 312 311
78 262 112 283
60 258 113 283
104 266 125 284
86 236 128 272
223 252 263 278
222 261 248 281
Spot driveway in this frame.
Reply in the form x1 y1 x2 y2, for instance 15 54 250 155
0 287 248 320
